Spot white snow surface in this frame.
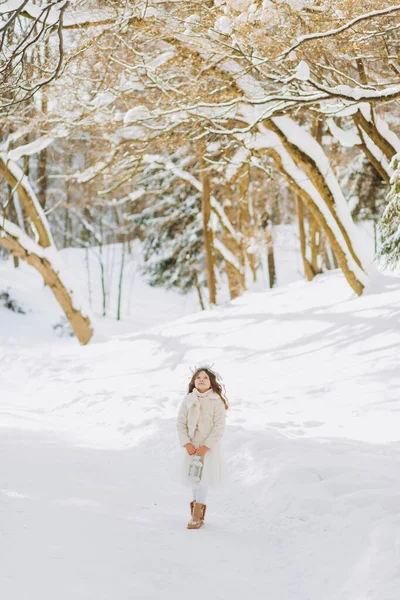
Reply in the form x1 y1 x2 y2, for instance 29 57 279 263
215 16 233 35
294 60 310 82
327 119 361 148
124 105 152 124
1 244 400 600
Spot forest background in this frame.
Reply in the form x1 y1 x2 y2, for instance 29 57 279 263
2 0 400 343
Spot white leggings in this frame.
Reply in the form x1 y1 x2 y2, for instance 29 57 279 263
192 486 209 504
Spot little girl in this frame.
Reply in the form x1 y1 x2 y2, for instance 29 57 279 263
177 365 228 529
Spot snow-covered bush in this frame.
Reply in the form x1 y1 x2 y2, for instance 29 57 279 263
53 317 75 338
0 291 25 314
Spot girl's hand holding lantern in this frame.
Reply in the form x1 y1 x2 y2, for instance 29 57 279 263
184 443 196 455
195 445 210 456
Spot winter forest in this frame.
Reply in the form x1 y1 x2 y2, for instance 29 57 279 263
2 1 400 599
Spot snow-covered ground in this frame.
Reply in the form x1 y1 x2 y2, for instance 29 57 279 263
1 239 400 600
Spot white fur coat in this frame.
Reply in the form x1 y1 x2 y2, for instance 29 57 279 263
176 388 227 488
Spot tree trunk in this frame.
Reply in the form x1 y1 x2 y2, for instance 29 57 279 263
238 172 257 284
201 166 217 305
37 41 49 210
117 240 125 321
265 226 276 288
321 236 333 271
352 110 396 161
225 257 243 299
0 232 93 344
0 155 52 248
296 195 315 281
194 272 205 310
85 247 93 309
37 146 48 210
0 156 93 343
221 211 244 300
353 122 391 184
270 146 365 295
264 119 366 295
309 213 322 275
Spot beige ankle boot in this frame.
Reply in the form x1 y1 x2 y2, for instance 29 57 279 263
190 500 195 516
187 502 206 529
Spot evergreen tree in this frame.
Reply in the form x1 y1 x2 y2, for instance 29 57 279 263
379 155 400 267
132 162 205 294
345 156 386 223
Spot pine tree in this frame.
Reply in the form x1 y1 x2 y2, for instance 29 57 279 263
132 163 206 294
379 155 400 267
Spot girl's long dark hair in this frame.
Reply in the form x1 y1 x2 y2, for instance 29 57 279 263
188 368 229 410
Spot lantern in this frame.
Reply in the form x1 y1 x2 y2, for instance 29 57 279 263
188 455 203 482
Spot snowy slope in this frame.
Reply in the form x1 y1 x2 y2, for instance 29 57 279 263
1 248 400 599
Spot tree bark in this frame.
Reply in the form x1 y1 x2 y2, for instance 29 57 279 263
194 272 205 310
269 147 365 295
296 195 315 282
222 201 244 299
0 232 93 344
0 156 94 343
265 225 276 288
309 212 322 275
352 110 396 161
201 166 217 305
353 122 391 184
265 119 366 295
117 240 125 321
0 156 51 248
224 251 243 299
0 155 51 248
37 146 48 210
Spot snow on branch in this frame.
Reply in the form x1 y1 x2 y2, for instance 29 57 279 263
327 119 360 147
6 129 68 161
272 115 366 261
0 153 54 247
0 214 92 323
358 105 400 154
249 124 368 284
0 1 116 28
210 196 240 243
0 214 46 258
279 4 400 59
214 238 243 274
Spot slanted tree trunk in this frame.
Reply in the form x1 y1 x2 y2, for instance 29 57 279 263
0 155 51 247
262 118 367 295
269 146 365 295
0 155 93 344
0 229 93 344
354 124 391 184
194 272 205 310
352 110 396 162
